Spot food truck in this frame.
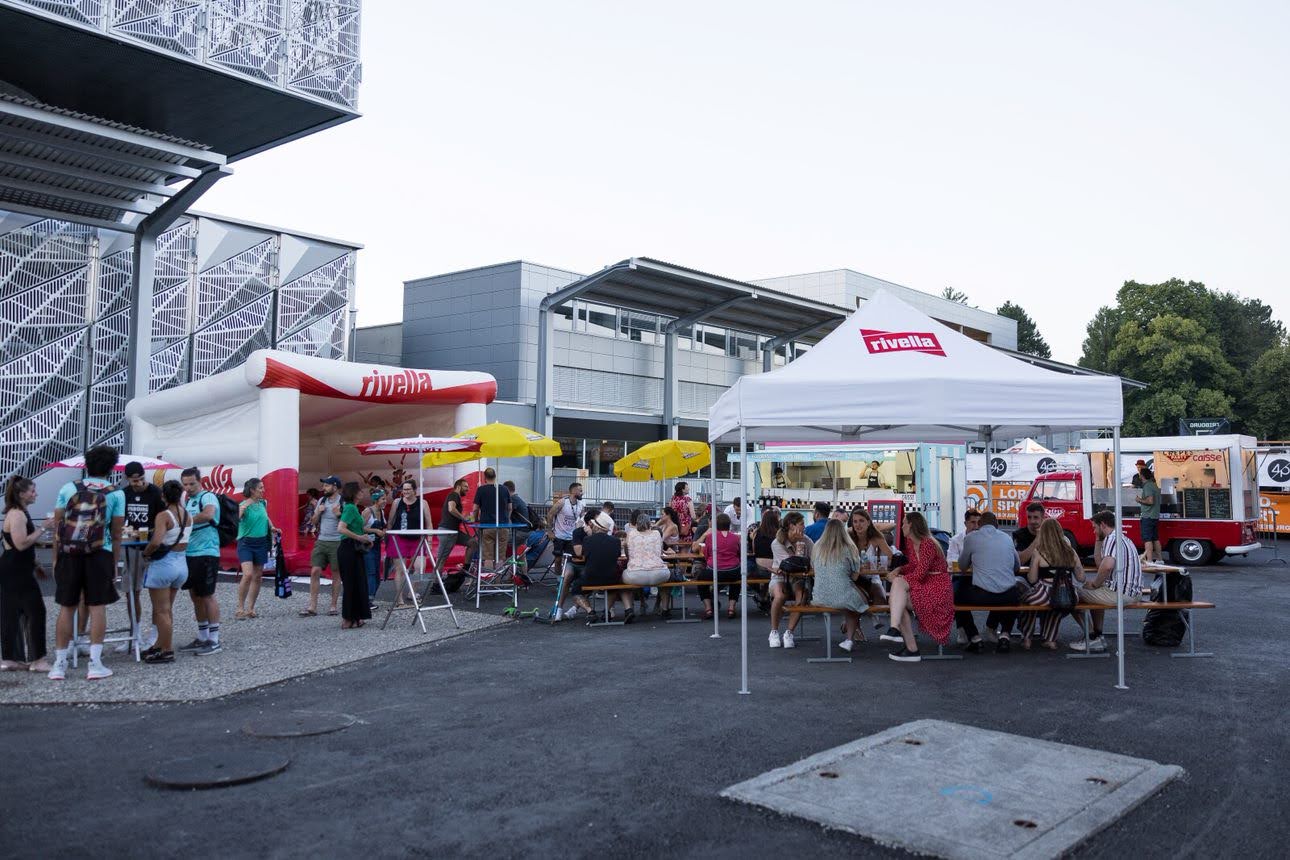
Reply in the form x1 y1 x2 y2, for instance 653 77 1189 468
741 442 966 533
1021 434 1261 564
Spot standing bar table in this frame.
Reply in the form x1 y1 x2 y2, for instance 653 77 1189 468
382 529 460 633
471 523 525 609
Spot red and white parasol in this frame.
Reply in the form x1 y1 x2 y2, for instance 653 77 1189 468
48 454 180 471
353 436 483 499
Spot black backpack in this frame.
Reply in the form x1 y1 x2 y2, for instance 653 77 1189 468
192 492 239 547
1142 572 1191 647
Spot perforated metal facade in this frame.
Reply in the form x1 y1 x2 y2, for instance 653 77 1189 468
0 210 356 479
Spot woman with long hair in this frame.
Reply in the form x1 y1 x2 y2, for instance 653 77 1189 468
670 482 697 540
1026 518 1082 650
747 507 781 612
880 511 954 663
388 479 431 608
1 477 52 672
768 511 812 648
810 519 867 651
336 482 375 629
140 480 190 664
235 477 280 619
656 506 680 544
848 506 892 606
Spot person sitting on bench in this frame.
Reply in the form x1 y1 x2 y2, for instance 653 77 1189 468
954 511 1021 654
692 513 742 621
1070 510 1143 653
555 509 598 621
809 519 867 652
881 512 954 663
768 512 813 649
569 512 632 624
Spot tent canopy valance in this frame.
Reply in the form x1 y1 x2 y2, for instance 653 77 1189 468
708 291 1124 444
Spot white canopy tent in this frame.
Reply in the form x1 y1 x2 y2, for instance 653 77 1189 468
708 290 1128 691
1005 438 1055 454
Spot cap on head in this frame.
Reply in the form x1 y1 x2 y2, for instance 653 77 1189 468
321 475 342 487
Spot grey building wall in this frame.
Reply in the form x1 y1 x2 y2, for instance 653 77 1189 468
354 322 403 366
753 269 1018 350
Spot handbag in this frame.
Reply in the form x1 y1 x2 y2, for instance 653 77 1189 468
273 536 292 598
1044 566 1078 612
147 510 187 561
779 555 810 575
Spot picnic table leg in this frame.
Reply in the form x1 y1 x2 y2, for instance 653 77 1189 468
1170 609 1214 659
807 612 853 664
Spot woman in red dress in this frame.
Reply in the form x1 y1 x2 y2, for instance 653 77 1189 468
881 511 953 662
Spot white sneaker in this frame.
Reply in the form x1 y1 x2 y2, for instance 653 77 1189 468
563 607 579 620
768 630 782 648
838 639 855 653
86 660 113 680
48 659 68 681
782 631 796 649
553 607 564 622
1069 636 1107 653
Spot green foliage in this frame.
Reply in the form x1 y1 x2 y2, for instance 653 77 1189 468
995 301 1051 358
1247 345 1290 440
1079 279 1284 437
940 286 971 305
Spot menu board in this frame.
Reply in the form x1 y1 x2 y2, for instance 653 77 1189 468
1181 488 1207 519
1207 489 1232 520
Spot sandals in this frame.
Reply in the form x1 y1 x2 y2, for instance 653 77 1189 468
726 608 737 620
234 610 248 620
298 608 318 617
327 608 339 616
701 609 715 621
246 610 258 619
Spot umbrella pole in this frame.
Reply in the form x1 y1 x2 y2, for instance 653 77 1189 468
739 428 749 695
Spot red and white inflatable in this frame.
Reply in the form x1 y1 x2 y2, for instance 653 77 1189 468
126 350 496 569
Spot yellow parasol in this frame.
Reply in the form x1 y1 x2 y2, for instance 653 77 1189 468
613 439 711 481
420 422 562 468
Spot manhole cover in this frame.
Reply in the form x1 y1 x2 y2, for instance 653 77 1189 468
721 719 1182 859
242 710 357 738
146 750 289 790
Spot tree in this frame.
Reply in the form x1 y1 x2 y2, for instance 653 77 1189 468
1079 306 1122 372
940 286 971 305
995 301 1051 358
1247 345 1290 440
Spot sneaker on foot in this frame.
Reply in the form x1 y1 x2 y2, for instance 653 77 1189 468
48 659 68 681
996 637 1011 654
178 638 206 652
879 626 904 643
965 638 983 654
563 607 579 620
889 647 921 663
195 642 223 656
1069 636 1106 653
623 609 636 625
782 630 796 649
838 639 855 653
768 630 782 648
86 660 113 680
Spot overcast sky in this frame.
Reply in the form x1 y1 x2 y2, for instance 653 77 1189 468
199 0 1290 363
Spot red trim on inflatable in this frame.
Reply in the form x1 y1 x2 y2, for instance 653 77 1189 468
259 357 496 405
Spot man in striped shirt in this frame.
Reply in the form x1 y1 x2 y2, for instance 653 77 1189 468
1071 510 1143 652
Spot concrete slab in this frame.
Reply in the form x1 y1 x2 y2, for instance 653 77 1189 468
721 719 1183 859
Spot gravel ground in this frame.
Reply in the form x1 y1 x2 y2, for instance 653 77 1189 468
0 580 506 705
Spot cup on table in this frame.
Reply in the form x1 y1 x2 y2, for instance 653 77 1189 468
138 527 149 541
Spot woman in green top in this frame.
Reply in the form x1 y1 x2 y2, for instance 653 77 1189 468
236 478 280 619
337 482 375 628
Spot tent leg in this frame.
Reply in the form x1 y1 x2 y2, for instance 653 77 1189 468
985 428 993 516
739 428 750 694
1114 426 1127 691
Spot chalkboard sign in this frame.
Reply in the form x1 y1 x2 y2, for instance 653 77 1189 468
1208 489 1232 520
1181 489 1207 519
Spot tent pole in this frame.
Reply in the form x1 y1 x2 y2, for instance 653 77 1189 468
710 440 719 640
739 427 749 695
1114 426 1127 691
985 428 994 516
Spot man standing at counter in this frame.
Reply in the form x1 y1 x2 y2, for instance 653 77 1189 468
863 460 884 489
1136 467 1162 564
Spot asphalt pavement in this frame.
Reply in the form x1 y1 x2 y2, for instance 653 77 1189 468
2 549 1286 859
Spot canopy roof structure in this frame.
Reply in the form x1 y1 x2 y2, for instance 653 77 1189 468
709 290 1124 444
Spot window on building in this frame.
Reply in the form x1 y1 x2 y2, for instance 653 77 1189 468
695 324 726 355
552 437 580 471
676 324 693 350
620 311 660 344
552 304 574 331
582 302 618 338
728 331 757 360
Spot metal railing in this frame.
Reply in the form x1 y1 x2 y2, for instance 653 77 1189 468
9 0 361 108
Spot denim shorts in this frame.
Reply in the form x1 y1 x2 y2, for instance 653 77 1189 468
144 551 188 590
237 535 270 565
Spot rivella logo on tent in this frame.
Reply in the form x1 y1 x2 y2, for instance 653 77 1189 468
860 328 946 357
358 369 435 399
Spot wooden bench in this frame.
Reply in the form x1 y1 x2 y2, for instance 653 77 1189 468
785 600 1216 662
579 578 771 625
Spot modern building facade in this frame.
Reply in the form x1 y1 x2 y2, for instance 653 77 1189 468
358 257 1020 501
0 210 358 479
0 0 364 480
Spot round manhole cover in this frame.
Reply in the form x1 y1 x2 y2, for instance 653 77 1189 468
145 750 289 790
242 711 357 739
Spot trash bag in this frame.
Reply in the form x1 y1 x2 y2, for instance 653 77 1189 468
273 537 292 599
1141 572 1189 646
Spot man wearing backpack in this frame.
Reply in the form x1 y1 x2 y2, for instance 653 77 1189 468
179 468 223 656
48 445 126 681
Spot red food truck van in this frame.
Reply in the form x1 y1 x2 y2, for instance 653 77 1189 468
1021 434 1261 565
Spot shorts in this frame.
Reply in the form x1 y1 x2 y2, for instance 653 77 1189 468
144 552 188 590
388 535 427 561
1140 517 1159 542
237 535 270 565
553 538 575 558
1078 585 1119 606
310 539 341 572
184 555 219 597
54 551 119 607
